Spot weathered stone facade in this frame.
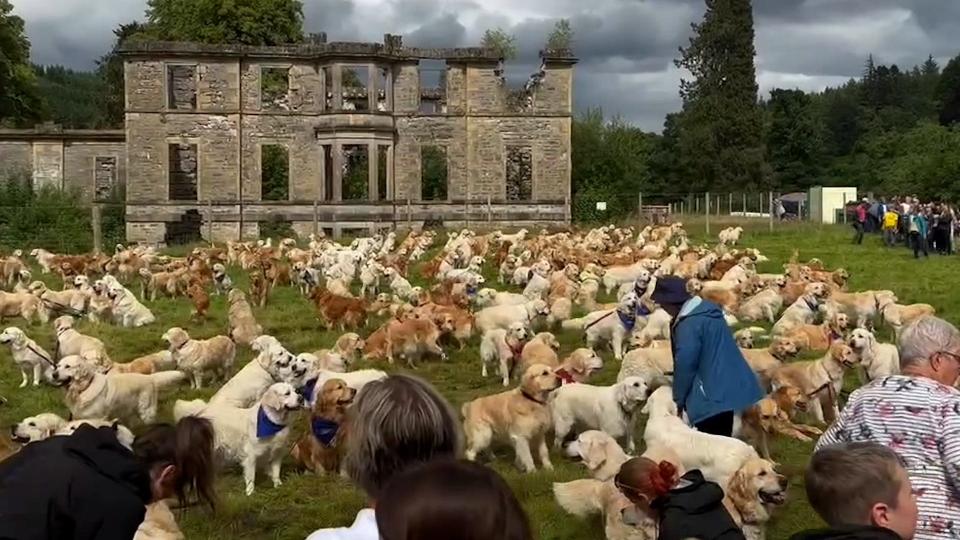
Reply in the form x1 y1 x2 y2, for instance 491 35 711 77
0 124 126 200
121 36 575 243
1 36 576 244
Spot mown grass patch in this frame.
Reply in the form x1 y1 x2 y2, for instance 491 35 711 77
0 223 954 539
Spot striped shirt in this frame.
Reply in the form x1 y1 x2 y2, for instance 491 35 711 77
817 375 960 539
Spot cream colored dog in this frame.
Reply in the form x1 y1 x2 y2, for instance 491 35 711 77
480 322 530 387
162 327 236 389
0 326 54 387
848 327 900 381
475 299 549 334
562 292 640 360
53 315 110 368
52 355 185 424
738 287 784 323
173 382 303 495
463 363 562 472
228 289 263 346
551 377 649 453
108 283 156 327
772 282 828 334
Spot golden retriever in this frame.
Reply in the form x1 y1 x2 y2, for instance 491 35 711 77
290 378 356 474
161 327 236 390
463 363 561 472
771 342 856 424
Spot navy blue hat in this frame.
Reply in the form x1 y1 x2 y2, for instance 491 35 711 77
651 276 691 306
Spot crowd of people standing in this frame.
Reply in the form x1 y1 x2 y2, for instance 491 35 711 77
853 196 956 258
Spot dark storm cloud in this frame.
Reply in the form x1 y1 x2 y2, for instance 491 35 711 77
14 0 960 131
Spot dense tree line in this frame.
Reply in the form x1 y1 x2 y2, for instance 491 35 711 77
5 0 960 221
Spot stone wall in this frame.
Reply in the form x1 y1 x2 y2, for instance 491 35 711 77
63 142 127 200
0 142 31 178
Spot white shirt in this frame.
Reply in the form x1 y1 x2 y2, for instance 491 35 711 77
305 509 378 540
817 376 960 539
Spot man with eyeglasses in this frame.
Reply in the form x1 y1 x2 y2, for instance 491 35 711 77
816 316 960 540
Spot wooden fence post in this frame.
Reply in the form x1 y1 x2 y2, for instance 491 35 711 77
91 204 103 254
705 191 711 236
638 192 643 226
406 198 412 229
487 195 492 223
313 200 319 235
768 192 774 232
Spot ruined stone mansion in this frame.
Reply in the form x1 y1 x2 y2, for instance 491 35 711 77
0 35 576 243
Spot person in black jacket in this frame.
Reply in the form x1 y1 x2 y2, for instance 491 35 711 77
790 443 916 540
615 456 745 540
0 417 216 540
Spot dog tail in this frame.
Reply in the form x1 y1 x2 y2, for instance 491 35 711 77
553 479 605 517
172 398 207 422
561 316 589 331
150 370 188 389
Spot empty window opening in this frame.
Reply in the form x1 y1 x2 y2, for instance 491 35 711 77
261 67 291 111
261 145 289 201
377 146 388 201
376 67 390 111
342 145 369 200
94 156 118 201
342 66 370 111
419 60 447 114
259 218 294 240
167 65 197 110
168 143 198 201
323 66 334 110
421 145 448 201
322 145 334 201
506 146 532 201
165 210 202 245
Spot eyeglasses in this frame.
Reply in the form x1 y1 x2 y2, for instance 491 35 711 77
936 351 960 364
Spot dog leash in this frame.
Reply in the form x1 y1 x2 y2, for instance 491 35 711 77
27 344 57 368
583 310 615 331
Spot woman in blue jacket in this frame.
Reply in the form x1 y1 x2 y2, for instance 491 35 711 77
650 276 763 436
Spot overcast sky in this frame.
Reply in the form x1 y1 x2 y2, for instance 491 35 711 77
14 0 960 132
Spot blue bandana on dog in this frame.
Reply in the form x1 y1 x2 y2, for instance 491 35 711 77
311 418 340 446
466 285 477 297
636 303 651 317
256 407 287 439
299 378 318 403
617 311 637 331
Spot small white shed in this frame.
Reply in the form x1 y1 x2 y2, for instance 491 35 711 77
808 186 858 224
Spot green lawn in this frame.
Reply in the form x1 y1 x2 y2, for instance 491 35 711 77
0 222 955 539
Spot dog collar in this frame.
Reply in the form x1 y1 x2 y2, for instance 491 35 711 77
256 406 287 438
635 303 651 317
803 296 819 312
311 418 340 447
617 311 637 331
509 341 525 358
466 285 477 297
556 368 576 385
829 329 843 341
299 378 318 402
521 390 545 404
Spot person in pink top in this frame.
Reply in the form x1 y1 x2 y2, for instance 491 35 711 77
853 197 869 244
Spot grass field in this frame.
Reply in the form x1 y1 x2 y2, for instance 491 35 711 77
0 221 956 539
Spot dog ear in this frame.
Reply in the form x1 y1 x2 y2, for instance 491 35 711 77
262 386 283 410
583 439 608 472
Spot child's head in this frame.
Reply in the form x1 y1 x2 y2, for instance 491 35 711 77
806 442 916 539
614 457 680 506
375 459 532 540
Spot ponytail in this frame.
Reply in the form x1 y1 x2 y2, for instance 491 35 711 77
615 457 680 501
648 461 678 498
133 416 217 510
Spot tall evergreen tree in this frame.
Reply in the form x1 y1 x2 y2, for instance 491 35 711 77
766 89 822 189
939 53 960 126
675 0 767 190
0 0 45 127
